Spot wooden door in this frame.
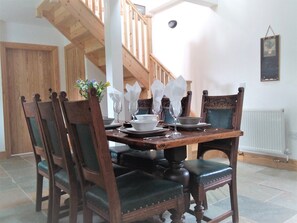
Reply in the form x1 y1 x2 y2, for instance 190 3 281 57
65 44 85 100
0 42 60 156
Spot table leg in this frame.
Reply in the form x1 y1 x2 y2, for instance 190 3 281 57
164 146 190 212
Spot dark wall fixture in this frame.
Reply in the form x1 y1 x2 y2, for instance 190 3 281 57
168 20 177 29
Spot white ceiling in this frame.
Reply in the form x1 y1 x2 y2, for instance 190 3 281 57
0 0 217 27
0 0 165 27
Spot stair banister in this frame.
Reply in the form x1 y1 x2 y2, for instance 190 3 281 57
77 0 190 90
37 0 193 98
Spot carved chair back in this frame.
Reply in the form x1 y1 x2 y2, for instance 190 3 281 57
36 92 77 188
136 91 192 123
59 90 121 212
59 89 185 223
21 95 47 163
198 87 244 163
36 92 81 222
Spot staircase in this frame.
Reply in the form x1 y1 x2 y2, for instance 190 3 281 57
37 0 183 95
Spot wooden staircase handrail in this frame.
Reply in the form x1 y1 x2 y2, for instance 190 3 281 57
79 0 184 90
81 0 104 21
149 54 175 86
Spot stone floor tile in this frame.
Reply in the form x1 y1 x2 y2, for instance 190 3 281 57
0 188 32 209
0 166 8 177
260 176 297 194
269 191 297 211
0 157 33 171
237 181 283 202
1 154 297 223
0 176 18 191
284 214 297 223
20 154 36 165
214 195 296 223
0 203 47 223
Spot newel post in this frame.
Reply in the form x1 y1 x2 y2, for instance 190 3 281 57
146 15 154 89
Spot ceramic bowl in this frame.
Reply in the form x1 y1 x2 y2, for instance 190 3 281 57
103 117 114 125
178 117 202 125
130 120 158 131
135 114 158 121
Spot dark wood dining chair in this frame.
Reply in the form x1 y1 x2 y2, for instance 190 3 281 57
119 91 192 174
184 87 244 223
135 91 192 121
35 92 81 223
59 88 185 223
160 91 192 124
108 97 155 164
137 97 153 114
20 95 52 223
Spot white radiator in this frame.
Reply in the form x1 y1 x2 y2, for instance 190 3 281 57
239 109 286 155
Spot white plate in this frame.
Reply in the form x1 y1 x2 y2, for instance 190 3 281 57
125 127 164 133
167 122 211 130
120 127 168 138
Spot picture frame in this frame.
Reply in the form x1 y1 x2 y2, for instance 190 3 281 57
260 35 280 81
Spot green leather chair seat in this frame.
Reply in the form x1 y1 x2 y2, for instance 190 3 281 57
184 159 232 186
37 160 49 174
85 170 183 214
112 163 131 176
55 169 70 188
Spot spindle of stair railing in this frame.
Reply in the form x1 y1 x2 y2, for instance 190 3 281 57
80 0 188 90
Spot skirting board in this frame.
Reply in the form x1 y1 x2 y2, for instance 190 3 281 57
188 144 297 171
238 152 297 171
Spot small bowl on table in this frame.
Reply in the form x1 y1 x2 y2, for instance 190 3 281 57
103 117 114 125
178 117 202 125
130 120 159 131
135 114 158 121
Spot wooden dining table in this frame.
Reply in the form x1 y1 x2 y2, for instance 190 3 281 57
106 127 243 209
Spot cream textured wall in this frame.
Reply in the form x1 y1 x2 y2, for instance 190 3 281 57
151 0 297 159
85 59 108 116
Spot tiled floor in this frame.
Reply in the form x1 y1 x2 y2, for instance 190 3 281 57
1 154 297 223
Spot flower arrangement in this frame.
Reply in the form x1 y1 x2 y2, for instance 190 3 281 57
75 79 111 101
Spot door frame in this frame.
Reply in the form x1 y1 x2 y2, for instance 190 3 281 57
0 42 60 157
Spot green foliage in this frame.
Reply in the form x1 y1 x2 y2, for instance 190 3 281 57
75 79 110 101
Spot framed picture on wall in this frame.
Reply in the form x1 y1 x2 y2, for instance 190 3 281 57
260 35 280 81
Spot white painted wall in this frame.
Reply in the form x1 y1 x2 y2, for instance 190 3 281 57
84 59 108 116
151 0 297 159
0 21 69 152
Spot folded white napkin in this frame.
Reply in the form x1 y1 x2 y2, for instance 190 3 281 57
151 80 164 114
124 82 141 119
109 87 122 104
163 76 187 113
124 81 141 102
